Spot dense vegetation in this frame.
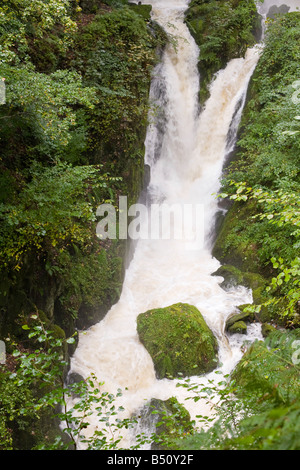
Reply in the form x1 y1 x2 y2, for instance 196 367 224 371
0 0 166 448
185 0 262 104
0 0 299 452
176 328 300 450
186 9 300 451
0 0 165 339
213 12 300 328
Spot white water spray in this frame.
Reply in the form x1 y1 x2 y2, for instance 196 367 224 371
68 0 300 448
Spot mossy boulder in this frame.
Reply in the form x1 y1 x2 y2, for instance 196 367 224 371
212 264 266 292
212 201 262 273
225 302 259 335
185 0 260 105
225 309 254 335
227 320 247 335
137 303 218 379
137 397 193 450
212 264 244 289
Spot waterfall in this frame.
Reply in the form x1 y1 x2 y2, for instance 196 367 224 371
68 0 269 448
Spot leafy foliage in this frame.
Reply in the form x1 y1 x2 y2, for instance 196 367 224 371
176 329 300 450
219 182 300 325
71 6 166 178
216 13 300 326
225 13 300 190
185 0 260 103
0 162 119 270
0 0 163 336
0 66 98 164
0 0 77 65
1 316 131 450
0 0 167 448
1 319 193 450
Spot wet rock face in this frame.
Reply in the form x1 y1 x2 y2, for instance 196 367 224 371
137 302 219 379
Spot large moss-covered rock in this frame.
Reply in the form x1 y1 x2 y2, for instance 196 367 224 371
212 202 262 273
137 303 218 379
185 0 261 105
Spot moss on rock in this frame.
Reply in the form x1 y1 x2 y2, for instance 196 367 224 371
128 3 152 21
212 202 262 273
226 309 254 331
137 396 194 450
185 0 261 105
227 320 247 335
261 322 277 338
137 303 218 379
213 264 266 291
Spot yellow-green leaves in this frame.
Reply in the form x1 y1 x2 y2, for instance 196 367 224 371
0 163 117 269
0 0 77 65
2 66 98 157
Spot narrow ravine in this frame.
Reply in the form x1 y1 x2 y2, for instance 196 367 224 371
67 0 293 448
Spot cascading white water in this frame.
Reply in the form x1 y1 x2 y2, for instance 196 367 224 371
68 0 297 448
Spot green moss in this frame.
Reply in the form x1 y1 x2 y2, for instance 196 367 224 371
56 242 124 330
227 320 247 335
212 202 262 273
243 272 266 290
226 310 254 330
212 264 244 288
137 303 218 379
128 3 152 21
261 323 277 338
185 0 260 105
213 264 266 291
252 286 265 305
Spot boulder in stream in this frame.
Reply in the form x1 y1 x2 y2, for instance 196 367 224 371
137 302 218 379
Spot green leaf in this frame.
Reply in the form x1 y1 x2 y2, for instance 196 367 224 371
66 337 76 344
